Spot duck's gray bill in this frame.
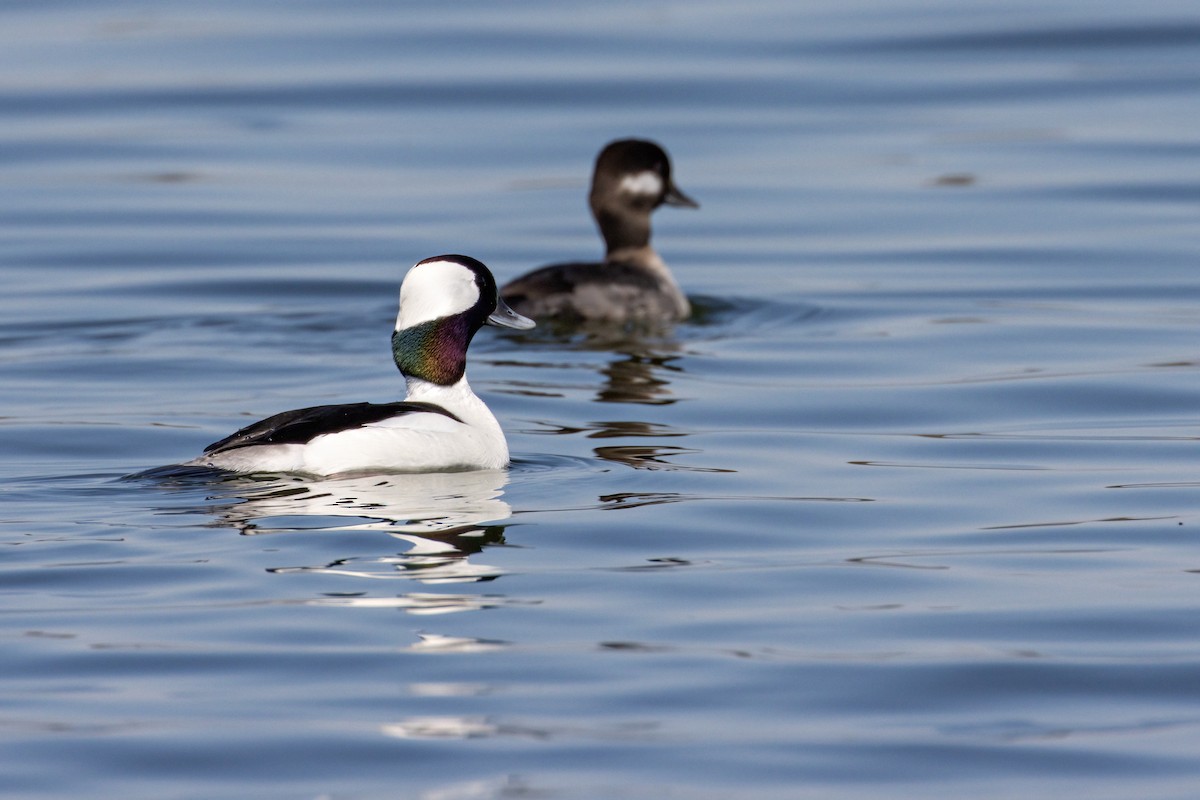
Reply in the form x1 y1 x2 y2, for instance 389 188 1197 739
488 297 536 330
663 182 699 209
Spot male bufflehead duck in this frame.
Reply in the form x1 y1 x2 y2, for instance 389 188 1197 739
190 255 534 476
500 138 698 325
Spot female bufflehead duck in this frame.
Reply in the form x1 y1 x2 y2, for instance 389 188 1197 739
500 138 698 325
190 255 534 476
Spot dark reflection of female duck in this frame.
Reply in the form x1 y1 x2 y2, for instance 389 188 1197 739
500 332 730 472
589 337 685 406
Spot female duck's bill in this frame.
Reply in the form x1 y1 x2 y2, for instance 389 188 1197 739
189 254 534 477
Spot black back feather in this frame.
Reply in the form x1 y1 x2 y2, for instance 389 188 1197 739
203 401 462 455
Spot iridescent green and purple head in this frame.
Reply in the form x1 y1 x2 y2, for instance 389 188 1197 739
391 255 534 385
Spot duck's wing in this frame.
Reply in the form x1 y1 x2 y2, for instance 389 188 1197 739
203 401 462 455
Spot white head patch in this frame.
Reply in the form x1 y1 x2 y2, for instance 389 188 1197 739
395 258 480 330
618 170 663 198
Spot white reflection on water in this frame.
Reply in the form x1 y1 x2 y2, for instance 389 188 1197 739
405 632 510 654
306 592 527 615
203 469 512 536
381 716 498 740
197 469 516 587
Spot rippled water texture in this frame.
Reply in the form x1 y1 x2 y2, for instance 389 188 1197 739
2 1 1199 798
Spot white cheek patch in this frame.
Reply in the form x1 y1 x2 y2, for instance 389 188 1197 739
396 259 480 330
619 171 663 198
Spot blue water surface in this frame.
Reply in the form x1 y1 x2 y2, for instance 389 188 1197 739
2 1 1199 798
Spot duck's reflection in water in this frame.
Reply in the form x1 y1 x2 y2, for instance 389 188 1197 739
543 295 760 405
203 469 513 586
496 329 742 472
496 320 685 406
594 346 682 405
